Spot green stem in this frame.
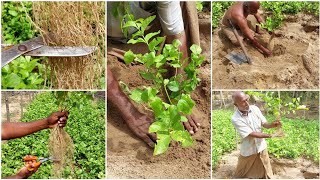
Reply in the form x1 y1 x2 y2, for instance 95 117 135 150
164 83 173 104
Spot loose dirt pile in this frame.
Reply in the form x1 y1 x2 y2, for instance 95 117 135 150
107 13 211 178
213 150 319 179
213 13 319 89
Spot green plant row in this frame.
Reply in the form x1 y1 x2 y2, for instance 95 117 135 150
1 92 105 179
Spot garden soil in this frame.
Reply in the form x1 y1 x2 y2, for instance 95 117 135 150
213 13 319 89
107 13 211 178
213 149 319 179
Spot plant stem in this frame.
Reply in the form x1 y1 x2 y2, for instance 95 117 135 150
164 83 173 104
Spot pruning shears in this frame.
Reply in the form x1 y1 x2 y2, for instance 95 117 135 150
23 155 59 171
1 35 97 67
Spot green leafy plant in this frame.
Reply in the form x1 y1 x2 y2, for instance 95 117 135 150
246 91 308 117
259 2 319 32
211 2 233 29
196 1 204 12
1 56 48 89
121 15 204 155
2 2 50 89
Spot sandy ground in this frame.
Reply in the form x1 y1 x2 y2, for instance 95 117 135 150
213 149 319 179
107 12 211 179
213 13 319 89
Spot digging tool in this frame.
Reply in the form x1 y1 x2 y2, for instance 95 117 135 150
1 35 97 68
226 19 252 65
23 155 59 171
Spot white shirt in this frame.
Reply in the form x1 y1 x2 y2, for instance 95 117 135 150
107 2 184 38
231 105 268 157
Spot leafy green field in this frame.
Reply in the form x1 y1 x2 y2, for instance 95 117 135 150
1 92 105 179
212 110 319 169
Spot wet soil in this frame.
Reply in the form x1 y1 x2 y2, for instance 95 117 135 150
107 14 211 178
212 13 319 89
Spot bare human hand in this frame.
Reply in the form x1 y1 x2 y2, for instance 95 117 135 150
46 111 69 128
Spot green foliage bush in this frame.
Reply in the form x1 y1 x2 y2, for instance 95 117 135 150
212 110 236 168
211 2 233 29
1 2 49 89
1 92 105 179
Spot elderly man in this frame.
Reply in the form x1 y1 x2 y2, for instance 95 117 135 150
222 1 272 57
231 91 281 178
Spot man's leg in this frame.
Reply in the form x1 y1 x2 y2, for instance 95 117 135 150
260 149 274 179
221 26 244 46
234 153 265 178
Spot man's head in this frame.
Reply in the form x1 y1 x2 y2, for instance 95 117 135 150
244 1 260 14
232 91 250 112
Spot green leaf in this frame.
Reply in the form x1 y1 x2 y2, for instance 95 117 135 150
171 130 193 147
144 30 160 43
154 133 171 155
5 73 21 88
169 105 180 125
8 10 18 16
167 81 179 92
163 79 169 86
190 44 202 54
149 121 167 133
177 94 195 115
172 122 184 131
129 89 143 103
150 97 163 117
124 50 135 64
180 116 188 122
172 39 182 48
139 71 155 80
148 37 165 52
141 15 156 30
127 37 145 44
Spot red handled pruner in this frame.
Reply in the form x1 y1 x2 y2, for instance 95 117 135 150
23 155 59 171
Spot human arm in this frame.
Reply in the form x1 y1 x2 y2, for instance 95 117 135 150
235 17 272 56
249 131 272 138
262 120 282 129
254 12 265 34
3 155 41 179
1 111 68 140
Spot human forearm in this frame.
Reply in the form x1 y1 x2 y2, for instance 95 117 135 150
249 132 271 138
107 68 142 121
166 31 188 66
2 120 49 140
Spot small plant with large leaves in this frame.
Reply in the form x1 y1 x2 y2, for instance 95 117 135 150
121 15 205 155
246 91 308 137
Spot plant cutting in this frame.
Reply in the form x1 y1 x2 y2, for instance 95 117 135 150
246 91 309 138
121 14 205 155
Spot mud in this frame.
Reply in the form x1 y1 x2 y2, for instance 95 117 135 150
107 14 211 178
212 13 319 89
213 150 319 179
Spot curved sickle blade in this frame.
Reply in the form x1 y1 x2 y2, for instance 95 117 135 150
1 36 44 67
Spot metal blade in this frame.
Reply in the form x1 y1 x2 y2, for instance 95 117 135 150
1 36 44 67
24 46 97 57
225 51 248 65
